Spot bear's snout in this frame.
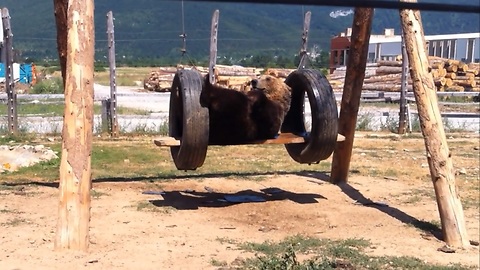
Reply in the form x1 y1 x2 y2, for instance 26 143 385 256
251 79 258 88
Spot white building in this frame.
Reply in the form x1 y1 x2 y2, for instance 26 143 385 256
330 28 480 72
369 29 480 63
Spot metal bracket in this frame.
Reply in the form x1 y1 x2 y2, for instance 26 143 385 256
297 11 311 69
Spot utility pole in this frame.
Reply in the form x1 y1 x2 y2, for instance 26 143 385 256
107 11 119 137
2 8 17 134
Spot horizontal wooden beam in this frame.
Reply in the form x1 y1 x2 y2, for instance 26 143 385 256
154 133 345 147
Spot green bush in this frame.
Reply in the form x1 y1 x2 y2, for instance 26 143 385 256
30 77 64 94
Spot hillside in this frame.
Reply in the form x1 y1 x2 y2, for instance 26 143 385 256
2 0 479 65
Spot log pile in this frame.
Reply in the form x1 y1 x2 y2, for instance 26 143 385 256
429 58 480 92
143 67 177 92
328 57 480 92
143 65 263 92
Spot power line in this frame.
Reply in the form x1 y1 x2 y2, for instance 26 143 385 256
178 0 480 13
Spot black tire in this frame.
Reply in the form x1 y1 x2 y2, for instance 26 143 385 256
281 69 338 164
169 69 209 170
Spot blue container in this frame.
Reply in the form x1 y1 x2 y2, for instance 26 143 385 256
19 63 32 84
0 63 4 79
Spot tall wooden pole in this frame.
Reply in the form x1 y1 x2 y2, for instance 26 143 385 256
107 11 119 137
399 0 469 248
330 8 374 184
2 8 17 134
55 0 95 251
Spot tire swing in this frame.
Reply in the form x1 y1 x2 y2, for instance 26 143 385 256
281 69 338 164
168 69 209 170
154 10 342 170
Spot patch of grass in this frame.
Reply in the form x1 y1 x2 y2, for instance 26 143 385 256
381 115 400 133
1 217 27 227
0 132 37 144
237 235 473 270
210 258 228 267
13 157 61 180
404 194 423 204
91 189 109 199
443 118 475 133
409 219 442 234
0 184 16 191
410 115 422 133
401 188 436 204
30 77 64 94
461 196 480 210
94 67 152 86
0 134 476 198
1 102 149 118
216 237 237 245
240 235 334 256
356 113 375 131
135 200 175 213
0 208 23 214
120 120 169 135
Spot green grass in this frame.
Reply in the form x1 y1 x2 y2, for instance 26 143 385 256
0 133 38 145
94 67 153 86
0 103 150 117
134 200 175 213
231 235 473 270
30 77 64 94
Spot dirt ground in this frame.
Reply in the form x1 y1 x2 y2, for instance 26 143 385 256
0 170 479 269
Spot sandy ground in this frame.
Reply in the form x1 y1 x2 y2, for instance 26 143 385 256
0 174 478 270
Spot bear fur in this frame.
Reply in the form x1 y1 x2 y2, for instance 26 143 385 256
200 74 291 145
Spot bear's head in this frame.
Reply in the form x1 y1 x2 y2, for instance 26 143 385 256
251 75 292 115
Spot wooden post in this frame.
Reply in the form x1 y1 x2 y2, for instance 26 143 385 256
208 10 219 84
107 11 119 137
53 0 68 86
2 8 17 134
398 36 409 134
55 0 94 251
330 8 374 184
0 9 4 62
399 0 470 248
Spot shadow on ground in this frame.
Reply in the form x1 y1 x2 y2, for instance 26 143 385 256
2 169 443 240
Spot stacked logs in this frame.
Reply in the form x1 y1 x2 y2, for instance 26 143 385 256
143 67 177 92
143 65 262 92
328 57 480 92
429 57 479 92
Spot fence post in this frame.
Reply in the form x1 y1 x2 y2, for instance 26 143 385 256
398 36 409 134
101 98 111 133
107 11 119 137
2 8 17 134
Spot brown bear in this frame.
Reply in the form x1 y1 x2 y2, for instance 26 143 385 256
200 74 291 145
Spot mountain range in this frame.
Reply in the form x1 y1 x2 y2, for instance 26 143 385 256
2 0 479 65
